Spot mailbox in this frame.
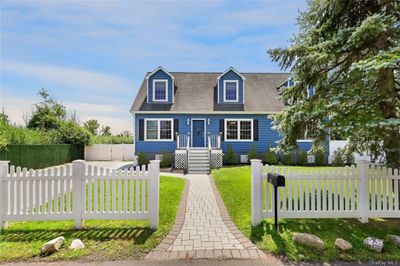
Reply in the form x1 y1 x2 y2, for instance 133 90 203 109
267 173 285 187
267 172 286 231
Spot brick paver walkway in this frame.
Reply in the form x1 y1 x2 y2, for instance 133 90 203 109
145 174 280 261
168 174 243 251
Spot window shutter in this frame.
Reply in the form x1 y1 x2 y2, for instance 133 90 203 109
253 119 259 141
139 119 144 141
174 119 179 140
219 119 225 141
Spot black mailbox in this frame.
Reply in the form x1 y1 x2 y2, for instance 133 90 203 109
267 173 285 187
267 172 286 231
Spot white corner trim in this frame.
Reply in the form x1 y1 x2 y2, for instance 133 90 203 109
217 67 246 80
224 118 253 142
144 118 174 141
152 79 168 102
146 66 175 80
223 80 239 102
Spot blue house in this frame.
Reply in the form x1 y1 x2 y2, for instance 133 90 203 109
130 66 313 173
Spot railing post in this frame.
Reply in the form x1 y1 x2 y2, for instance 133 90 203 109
0 161 9 233
72 160 85 229
251 159 263 226
176 133 179 149
357 160 369 223
217 134 221 149
148 160 160 229
187 133 190 150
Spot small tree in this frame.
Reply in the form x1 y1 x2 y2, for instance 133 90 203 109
54 120 91 145
296 150 308 166
160 151 174 168
226 144 236 165
84 119 100 135
247 145 257 163
100 126 112 136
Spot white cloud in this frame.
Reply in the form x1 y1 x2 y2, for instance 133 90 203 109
1 61 133 93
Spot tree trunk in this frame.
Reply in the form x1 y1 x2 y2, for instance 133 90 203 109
377 68 400 168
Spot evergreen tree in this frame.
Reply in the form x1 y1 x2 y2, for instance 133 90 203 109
269 0 400 167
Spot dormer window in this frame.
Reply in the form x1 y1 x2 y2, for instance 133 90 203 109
224 80 239 102
153 79 168 101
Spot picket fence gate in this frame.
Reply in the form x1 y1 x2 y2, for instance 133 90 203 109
0 160 160 233
251 160 400 226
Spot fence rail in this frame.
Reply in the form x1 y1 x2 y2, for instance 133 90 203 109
0 160 160 233
251 160 400 226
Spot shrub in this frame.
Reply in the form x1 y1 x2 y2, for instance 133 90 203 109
247 145 257 163
226 144 236 165
91 134 133 144
345 151 355 165
280 152 295 165
332 148 345 166
296 150 308 166
315 151 325 166
160 151 174 168
54 120 91 145
137 151 149 166
264 148 278 165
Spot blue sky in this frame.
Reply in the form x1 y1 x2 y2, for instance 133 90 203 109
0 0 307 133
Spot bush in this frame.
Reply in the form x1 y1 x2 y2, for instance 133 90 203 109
296 150 308 166
264 148 278 165
226 144 236 165
315 151 325 166
137 151 149 166
279 151 295 165
160 151 174 168
332 148 345 166
91 134 133 144
54 120 91 146
247 145 257 163
345 151 355 165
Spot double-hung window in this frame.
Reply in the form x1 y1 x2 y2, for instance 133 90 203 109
145 119 173 141
224 80 238 102
153 79 168 101
225 119 253 141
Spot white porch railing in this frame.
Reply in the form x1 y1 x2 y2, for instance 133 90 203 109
176 133 190 150
251 160 400 226
0 160 160 232
208 133 221 150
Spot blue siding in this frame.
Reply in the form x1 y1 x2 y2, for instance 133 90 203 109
307 85 315 97
218 70 244 104
135 114 285 155
147 69 173 103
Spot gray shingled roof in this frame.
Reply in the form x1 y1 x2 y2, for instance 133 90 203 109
130 72 291 113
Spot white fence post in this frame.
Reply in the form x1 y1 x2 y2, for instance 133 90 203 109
251 159 263 226
72 160 85 229
0 161 9 233
357 160 369 223
148 160 160 229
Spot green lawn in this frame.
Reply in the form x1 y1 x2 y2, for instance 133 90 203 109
0 175 185 263
212 165 400 262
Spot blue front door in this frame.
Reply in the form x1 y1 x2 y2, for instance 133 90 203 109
192 120 205 147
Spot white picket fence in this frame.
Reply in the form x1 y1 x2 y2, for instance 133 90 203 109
0 160 160 233
251 160 400 226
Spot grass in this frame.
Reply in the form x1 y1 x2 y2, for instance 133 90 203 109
212 165 400 262
0 175 185 263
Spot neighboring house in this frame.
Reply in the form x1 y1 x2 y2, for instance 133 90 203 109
129 66 314 173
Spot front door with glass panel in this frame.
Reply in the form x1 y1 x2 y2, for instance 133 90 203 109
192 120 205 147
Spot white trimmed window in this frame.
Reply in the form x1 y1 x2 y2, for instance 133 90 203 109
225 119 253 141
153 79 168 101
223 80 239 102
145 119 173 141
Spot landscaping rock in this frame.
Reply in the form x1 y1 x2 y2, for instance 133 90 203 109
335 238 352 251
386 235 400 247
363 237 384 252
40 236 65 255
293 233 325 250
69 239 85 250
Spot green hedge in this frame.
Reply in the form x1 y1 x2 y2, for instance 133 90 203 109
0 144 84 169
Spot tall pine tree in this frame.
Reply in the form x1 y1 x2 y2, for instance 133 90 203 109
269 0 400 167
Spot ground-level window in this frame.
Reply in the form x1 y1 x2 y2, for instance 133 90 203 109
299 124 318 140
145 119 173 141
153 79 168 101
225 119 253 141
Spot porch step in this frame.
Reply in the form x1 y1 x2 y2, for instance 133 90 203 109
188 149 210 174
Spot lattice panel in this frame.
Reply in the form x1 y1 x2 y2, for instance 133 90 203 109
175 151 187 169
210 151 223 169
